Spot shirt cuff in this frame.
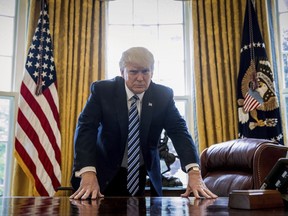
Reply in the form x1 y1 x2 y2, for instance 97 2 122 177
185 163 200 172
75 166 96 177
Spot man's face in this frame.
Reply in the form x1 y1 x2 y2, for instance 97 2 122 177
121 63 153 94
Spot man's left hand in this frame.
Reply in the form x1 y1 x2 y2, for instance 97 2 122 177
181 170 218 199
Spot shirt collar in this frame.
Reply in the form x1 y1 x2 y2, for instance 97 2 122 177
125 83 145 101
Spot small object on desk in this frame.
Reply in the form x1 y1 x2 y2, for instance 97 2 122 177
228 189 284 210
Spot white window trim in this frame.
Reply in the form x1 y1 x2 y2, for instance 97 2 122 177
13 0 28 92
0 92 18 196
0 0 28 196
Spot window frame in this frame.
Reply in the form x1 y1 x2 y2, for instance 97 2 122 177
0 92 18 196
272 0 288 143
105 1 195 187
0 0 28 195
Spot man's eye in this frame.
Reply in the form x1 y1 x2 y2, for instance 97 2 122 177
129 70 138 74
141 69 149 74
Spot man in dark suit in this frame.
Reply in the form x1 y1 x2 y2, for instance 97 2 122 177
70 47 217 199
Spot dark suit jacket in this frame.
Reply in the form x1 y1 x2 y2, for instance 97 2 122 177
71 76 199 196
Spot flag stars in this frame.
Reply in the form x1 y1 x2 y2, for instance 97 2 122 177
43 63 48 69
33 35 37 41
46 37 51 43
45 46 50 52
26 61 33 67
49 74 54 80
30 44 36 50
38 45 43 51
28 52 34 58
41 71 47 78
36 54 41 60
50 65 54 71
44 54 49 60
33 71 39 77
35 62 40 68
50 57 54 62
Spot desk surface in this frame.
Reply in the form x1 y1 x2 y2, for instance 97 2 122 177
0 196 286 215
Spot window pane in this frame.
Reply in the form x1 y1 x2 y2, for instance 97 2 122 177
158 25 184 61
280 14 288 52
158 60 185 95
133 25 158 52
158 0 183 24
0 16 14 56
278 0 288 13
0 57 12 91
0 97 14 196
107 25 134 60
0 0 16 17
134 0 157 24
108 0 133 24
285 96 288 129
283 53 288 88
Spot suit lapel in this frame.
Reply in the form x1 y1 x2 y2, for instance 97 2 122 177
114 77 129 143
140 83 154 144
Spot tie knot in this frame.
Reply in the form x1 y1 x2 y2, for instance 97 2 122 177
131 95 139 102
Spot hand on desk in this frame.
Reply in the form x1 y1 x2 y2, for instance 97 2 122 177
181 170 218 199
69 171 104 199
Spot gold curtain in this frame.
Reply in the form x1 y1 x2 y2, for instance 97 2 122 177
11 0 106 196
192 0 272 152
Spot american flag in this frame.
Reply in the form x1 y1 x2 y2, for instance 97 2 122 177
14 1 61 196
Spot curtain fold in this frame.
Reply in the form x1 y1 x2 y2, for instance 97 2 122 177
12 0 106 196
192 0 272 152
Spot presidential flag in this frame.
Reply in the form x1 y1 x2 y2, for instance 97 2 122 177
14 1 61 196
237 0 283 144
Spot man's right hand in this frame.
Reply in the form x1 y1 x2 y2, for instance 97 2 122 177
69 171 104 199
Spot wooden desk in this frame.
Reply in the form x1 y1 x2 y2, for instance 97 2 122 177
0 196 286 215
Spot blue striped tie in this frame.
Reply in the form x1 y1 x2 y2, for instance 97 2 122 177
127 95 140 196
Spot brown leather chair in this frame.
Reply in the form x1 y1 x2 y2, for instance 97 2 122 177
200 138 288 196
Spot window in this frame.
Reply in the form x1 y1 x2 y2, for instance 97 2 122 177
276 0 288 138
0 0 27 195
106 0 193 187
0 0 16 91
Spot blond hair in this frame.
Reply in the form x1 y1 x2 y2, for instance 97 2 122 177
119 47 154 72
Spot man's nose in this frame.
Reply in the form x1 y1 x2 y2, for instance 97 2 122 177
136 72 144 80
